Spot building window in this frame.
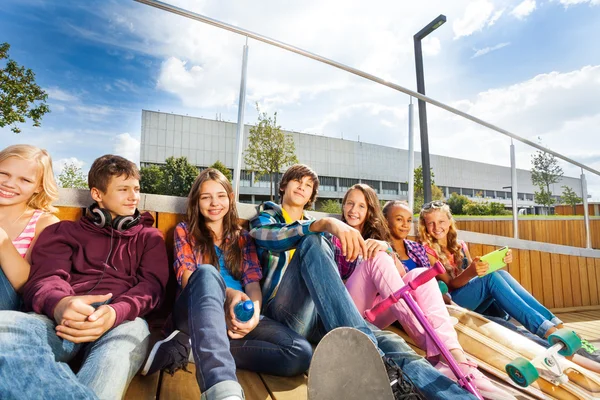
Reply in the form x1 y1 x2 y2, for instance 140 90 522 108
400 182 408 195
319 176 336 192
448 187 461 196
526 193 535 201
485 190 495 199
339 178 359 192
497 191 506 199
256 173 274 188
382 181 398 195
240 170 252 187
462 188 474 197
518 192 525 200
361 179 380 193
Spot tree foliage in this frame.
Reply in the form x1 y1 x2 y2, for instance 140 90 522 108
446 192 470 215
318 199 342 214
244 105 299 200
0 43 50 134
57 162 88 189
413 165 444 212
140 157 199 197
560 185 582 214
531 150 563 207
209 160 232 181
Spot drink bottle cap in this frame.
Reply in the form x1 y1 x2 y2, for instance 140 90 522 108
243 300 254 311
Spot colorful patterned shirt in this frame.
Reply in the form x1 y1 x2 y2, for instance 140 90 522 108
173 221 262 289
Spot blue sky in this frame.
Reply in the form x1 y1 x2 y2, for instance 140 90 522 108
1 0 600 198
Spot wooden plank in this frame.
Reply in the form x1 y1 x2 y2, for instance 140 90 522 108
560 254 574 308
570 255 583 307
579 256 591 306
56 206 83 221
160 367 200 400
587 257 599 306
550 253 564 309
518 250 532 293
124 373 160 400
260 374 307 400
237 370 272 400
596 258 600 306
508 248 520 282
469 243 483 260
156 212 186 259
550 305 600 313
529 250 544 304
540 252 554 309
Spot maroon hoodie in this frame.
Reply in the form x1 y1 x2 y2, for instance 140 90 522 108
24 211 169 327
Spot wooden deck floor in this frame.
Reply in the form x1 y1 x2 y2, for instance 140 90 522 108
125 310 600 400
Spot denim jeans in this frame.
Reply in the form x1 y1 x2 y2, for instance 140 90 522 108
262 235 476 400
0 268 21 311
0 310 150 400
173 264 312 398
451 270 562 338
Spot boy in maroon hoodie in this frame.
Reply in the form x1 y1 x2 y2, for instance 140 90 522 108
0 155 169 400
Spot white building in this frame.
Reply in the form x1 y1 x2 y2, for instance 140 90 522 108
140 110 582 212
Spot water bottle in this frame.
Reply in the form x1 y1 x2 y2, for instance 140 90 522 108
234 300 254 322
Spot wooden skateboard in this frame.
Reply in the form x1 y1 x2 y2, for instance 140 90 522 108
307 327 395 400
446 305 600 400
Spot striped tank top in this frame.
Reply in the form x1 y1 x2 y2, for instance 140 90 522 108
12 209 44 258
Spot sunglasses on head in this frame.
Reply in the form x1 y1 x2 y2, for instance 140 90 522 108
422 200 446 210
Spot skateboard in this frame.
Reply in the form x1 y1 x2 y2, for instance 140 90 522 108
506 329 582 388
447 305 600 399
307 327 394 400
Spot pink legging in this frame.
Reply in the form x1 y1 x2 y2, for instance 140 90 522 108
345 252 460 358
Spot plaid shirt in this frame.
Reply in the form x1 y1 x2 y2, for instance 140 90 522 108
332 237 431 280
249 201 320 302
173 221 262 289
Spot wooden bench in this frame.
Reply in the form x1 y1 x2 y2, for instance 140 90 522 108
51 189 600 399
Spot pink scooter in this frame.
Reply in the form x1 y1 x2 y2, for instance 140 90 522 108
364 262 484 400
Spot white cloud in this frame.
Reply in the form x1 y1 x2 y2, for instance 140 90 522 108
422 37 442 56
453 0 495 39
44 87 79 102
511 0 537 19
488 9 505 26
472 42 511 58
54 157 85 177
559 0 600 6
113 133 140 165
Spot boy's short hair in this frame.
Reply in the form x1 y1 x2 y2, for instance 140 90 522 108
278 164 319 209
88 155 140 192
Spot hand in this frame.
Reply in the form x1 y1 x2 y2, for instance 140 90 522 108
53 293 113 325
467 257 489 277
442 293 453 305
55 305 117 343
503 249 513 264
326 218 367 262
365 239 388 260
224 289 259 339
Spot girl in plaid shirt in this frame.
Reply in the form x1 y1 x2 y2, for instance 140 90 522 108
335 185 508 399
145 169 311 399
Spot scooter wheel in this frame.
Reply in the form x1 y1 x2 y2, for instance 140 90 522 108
548 329 582 357
506 357 539 387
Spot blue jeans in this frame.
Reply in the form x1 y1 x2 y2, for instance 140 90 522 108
263 235 476 400
0 311 150 400
451 270 562 338
0 268 21 311
174 264 312 398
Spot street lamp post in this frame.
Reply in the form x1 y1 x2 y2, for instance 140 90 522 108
414 15 446 204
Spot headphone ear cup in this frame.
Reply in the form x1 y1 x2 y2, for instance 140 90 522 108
88 204 112 228
113 209 141 231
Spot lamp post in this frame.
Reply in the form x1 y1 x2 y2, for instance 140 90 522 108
414 14 446 204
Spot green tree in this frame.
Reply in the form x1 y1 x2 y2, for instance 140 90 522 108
446 192 470 215
413 165 444 212
244 105 299 200
57 162 87 189
140 157 199 197
318 199 342 214
209 160 232 181
140 164 164 194
1 43 50 134
560 185 582 214
531 150 563 208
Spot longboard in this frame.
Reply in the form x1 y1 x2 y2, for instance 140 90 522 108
307 327 395 400
447 305 600 400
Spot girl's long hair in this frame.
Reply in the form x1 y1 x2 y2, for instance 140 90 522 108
0 144 58 213
418 203 462 274
342 183 390 241
186 168 242 279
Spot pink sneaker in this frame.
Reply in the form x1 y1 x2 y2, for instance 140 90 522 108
435 361 515 400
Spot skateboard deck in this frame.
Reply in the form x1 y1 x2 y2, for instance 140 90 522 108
307 327 394 400
447 305 600 400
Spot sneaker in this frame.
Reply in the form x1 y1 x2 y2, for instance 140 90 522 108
576 338 600 363
141 330 191 376
383 356 424 399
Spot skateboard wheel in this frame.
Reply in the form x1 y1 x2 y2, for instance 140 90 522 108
548 329 582 357
438 281 448 295
506 357 539 387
